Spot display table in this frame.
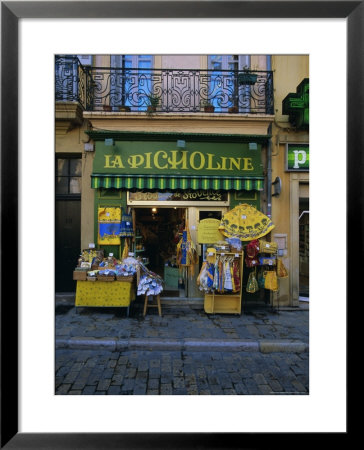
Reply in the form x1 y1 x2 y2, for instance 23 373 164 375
75 280 136 316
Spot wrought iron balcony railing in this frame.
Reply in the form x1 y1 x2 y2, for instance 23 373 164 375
56 56 274 115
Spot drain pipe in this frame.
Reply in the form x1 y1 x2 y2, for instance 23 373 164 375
266 123 273 219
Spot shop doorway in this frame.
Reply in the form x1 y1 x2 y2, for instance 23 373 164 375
299 198 309 300
134 207 186 297
55 199 81 292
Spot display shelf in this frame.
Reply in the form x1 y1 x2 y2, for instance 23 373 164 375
204 251 244 315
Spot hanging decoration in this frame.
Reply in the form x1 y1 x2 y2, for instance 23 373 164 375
120 210 134 237
97 207 122 245
176 221 198 278
219 203 275 241
121 239 129 260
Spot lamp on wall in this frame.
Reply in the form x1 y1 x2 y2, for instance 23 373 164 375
272 176 282 197
177 140 186 149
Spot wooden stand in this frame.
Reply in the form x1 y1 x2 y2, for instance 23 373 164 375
204 251 244 315
143 294 162 317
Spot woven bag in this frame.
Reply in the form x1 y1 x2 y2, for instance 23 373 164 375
246 270 259 293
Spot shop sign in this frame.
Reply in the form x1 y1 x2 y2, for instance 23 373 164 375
198 218 224 244
129 190 228 203
286 143 309 171
93 140 263 177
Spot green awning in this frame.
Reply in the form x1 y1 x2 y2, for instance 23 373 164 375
91 174 264 191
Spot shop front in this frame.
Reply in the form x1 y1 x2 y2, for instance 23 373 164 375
71 130 285 313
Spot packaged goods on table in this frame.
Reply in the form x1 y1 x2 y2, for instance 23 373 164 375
97 269 116 281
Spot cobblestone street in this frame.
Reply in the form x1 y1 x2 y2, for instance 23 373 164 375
56 347 308 395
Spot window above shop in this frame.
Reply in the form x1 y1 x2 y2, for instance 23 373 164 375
56 156 82 195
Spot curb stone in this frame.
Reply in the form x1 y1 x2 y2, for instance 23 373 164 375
259 339 308 353
56 337 308 353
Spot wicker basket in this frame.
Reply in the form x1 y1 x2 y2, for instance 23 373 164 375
87 276 97 282
116 275 134 282
97 275 115 282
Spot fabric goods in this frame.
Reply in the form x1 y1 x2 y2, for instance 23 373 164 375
257 269 266 289
120 212 134 237
197 261 215 293
259 256 276 266
121 239 129 260
98 207 122 245
258 239 278 254
277 258 289 278
245 239 260 267
264 270 279 291
176 222 198 277
219 204 275 241
206 247 217 264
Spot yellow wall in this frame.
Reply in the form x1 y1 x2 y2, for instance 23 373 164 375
270 55 309 306
55 120 95 250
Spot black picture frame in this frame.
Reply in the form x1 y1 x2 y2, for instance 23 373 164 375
1 1 357 448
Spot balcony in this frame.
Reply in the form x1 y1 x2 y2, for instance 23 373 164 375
56 56 274 115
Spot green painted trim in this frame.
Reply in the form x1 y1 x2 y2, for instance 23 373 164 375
86 130 271 144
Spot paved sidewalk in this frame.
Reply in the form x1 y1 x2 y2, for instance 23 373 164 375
56 294 309 353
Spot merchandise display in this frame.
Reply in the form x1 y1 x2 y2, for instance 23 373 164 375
73 247 139 284
219 203 275 241
137 263 164 296
176 224 198 277
72 203 288 316
198 252 241 294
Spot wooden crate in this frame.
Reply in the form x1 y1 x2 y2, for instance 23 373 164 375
73 270 87 281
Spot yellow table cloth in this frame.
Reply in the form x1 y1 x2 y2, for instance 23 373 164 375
75 281 135 308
